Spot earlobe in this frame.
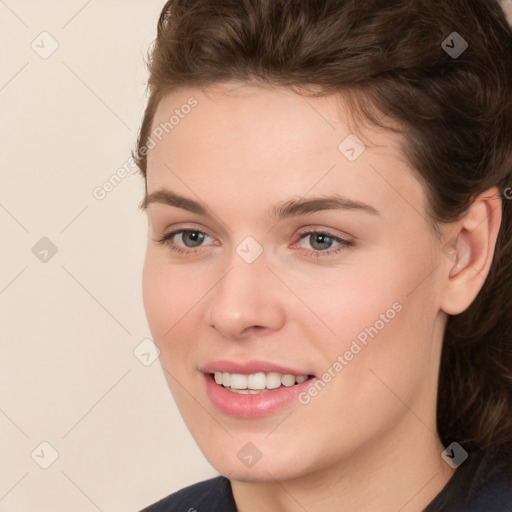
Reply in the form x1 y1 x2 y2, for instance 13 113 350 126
440 187 502 316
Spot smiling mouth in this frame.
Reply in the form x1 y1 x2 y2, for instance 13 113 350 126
211 371 315 394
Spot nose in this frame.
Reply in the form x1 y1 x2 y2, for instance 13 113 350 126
205 256 287 340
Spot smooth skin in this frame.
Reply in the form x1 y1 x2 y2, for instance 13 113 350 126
141 82 502 512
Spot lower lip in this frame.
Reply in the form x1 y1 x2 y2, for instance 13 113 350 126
203 373 315 418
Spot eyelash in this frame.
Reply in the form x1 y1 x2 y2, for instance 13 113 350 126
155 228 355 259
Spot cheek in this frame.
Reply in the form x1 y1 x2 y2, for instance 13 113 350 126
142 252 196 345
142 255 168 340
307 241 439 411
277 254 405 349
142 254 208 420
142 251 219 377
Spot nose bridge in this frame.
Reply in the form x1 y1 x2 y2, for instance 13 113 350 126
206 250 285 337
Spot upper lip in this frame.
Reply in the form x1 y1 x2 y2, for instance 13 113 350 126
201 359 314 376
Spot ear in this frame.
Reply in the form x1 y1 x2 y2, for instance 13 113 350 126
440 187 503 315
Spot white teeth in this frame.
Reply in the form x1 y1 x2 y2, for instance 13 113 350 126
281 374 296 387
229 374 247 389
266 372 282 389
213 371 310 390
247 372 266 390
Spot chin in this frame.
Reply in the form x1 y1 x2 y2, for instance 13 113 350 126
199 441 314 483
216 463 306 483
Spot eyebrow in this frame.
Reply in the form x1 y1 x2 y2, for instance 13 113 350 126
139 188 379 219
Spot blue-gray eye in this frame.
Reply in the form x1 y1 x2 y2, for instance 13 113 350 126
178 230 207 248
300 232 339 251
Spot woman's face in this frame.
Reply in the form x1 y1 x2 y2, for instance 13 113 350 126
142 83 449 481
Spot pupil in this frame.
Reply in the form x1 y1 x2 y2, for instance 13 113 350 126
184 231 204 247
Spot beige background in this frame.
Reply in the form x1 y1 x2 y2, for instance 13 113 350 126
0 2 216 511
1 1 512 511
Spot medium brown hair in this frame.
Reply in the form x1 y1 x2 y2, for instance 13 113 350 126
134 0 512 454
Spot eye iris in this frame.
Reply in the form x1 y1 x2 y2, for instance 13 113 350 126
182 230 205 248
310 233 332 251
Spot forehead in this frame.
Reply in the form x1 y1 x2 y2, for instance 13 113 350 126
151 83 373 153
146 83 427 226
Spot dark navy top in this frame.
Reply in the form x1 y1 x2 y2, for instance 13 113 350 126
139 448 512 511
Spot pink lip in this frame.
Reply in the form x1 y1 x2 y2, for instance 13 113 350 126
201 359 313 376
201 360 316 418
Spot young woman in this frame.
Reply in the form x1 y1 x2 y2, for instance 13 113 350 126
134 0 512 510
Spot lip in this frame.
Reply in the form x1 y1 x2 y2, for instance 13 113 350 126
201 359 313 376
201 360 317 418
